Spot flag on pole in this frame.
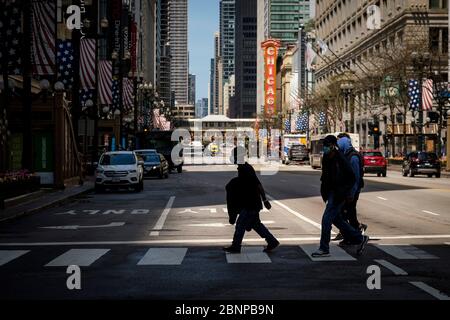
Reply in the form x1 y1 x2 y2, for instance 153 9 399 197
316 38 329 55
98 60 112 105
0 3 23 75
319 112 327 126
112 79 120 108
422 78 434 111
80 89 95 108
31 0 56 75
80 38 96 90
408 79 420 111
284 118 291 133
122 78 134 110
296 113 308 131
305 42 317 71
56 40 74 89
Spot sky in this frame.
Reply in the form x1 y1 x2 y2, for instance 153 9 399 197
188 0 219 101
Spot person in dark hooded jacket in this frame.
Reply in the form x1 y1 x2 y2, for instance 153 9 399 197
312 135 369 258
224 162 279 253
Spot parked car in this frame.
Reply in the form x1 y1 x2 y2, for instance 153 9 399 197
362 150 387 177
286 144 309 164
402 152 441 178
94 151 144 192
138 152 169 179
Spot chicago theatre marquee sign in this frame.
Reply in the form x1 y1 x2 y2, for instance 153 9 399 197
261 39 281 117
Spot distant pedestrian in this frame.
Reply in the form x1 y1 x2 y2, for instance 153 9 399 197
333 134 368 243
312 135 369 257
224 162 279 253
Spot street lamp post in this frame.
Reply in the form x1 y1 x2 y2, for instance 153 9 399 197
340 82 354 132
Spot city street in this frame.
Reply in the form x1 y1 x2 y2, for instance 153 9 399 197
1 164 449 300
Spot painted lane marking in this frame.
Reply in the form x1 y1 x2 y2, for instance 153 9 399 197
300 244 356 262
374 259 408 276
137 248 187 265
0 250 29 266
2 235 450 246
45 249 110 267
40 222 125 230
422 210 440 216
266 194 328 232
150 196 176 236
225 246 271 264
410 282 450 300
377 197 388 201
374 245 438 260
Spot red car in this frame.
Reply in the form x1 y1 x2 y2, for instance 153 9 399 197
362 150 387 177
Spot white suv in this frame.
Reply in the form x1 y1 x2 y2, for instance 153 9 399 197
95 151 144 192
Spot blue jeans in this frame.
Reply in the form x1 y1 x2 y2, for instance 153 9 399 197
320 193 363 252
232 209 278 248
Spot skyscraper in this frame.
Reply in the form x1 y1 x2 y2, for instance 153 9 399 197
209 58 215 115
233 0 258 118
188 74 196 105
257 0 312 114
157 0 171 107
213 32 222 115
220 0 235 84
169 0 189 105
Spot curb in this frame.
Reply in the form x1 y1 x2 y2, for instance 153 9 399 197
0 186 94 223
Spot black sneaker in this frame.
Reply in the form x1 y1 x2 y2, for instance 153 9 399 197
338 239 354 247
332 233 344 241
359 224 368 235
223 246 241 254
311 249 330 258
263 240 280 252
356 235 370 256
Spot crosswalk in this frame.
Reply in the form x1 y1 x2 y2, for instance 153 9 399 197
0 243 444 268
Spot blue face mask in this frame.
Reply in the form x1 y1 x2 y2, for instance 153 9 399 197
323 146 332 155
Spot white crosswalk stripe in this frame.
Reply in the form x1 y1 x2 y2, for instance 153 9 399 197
0 250 29 266
138 248 187 265
225 246 271 264
300 244 357 261
45 249 110 267
374 245 439 260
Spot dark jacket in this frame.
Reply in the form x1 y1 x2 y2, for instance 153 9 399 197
225 163 264 224
320 150 356 203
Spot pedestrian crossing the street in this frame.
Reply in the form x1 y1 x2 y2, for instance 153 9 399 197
0 244 446 268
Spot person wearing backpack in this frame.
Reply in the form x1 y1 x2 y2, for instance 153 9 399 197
224 162 279 254
312 135 369 257
333 134 368 244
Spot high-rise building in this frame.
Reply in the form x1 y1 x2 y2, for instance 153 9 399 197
157 0 171 107
213 32 223 115
209 58 215 115
233 0 258 118
195 98 209 118
223 74 235 117
188 74 196 105
169 0 189 105
257 0 312 115
201 97 209 118
220 0 236 84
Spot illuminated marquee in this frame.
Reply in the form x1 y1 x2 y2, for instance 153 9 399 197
261 39 281 116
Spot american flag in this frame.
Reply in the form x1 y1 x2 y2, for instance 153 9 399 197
122 78 134 110
296 113 308 131
319 111 327 126
0 3 22 75
422 79 434 111
56 40 74 89
31 0 56 75
284 118 291 133
98 60 112 105
112 79 120 108
153 109 171 130
80 89 94 108
408 79 420 110
80 38 96 90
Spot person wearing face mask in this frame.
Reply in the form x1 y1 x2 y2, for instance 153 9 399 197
312 135 369 257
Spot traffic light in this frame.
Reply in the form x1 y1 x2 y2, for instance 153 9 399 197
428 112 439 124
369 122 381 149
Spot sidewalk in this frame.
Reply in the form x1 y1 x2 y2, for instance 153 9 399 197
0 180 94 222
388 164 450 178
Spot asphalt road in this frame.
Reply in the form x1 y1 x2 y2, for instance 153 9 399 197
0 163 449 300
